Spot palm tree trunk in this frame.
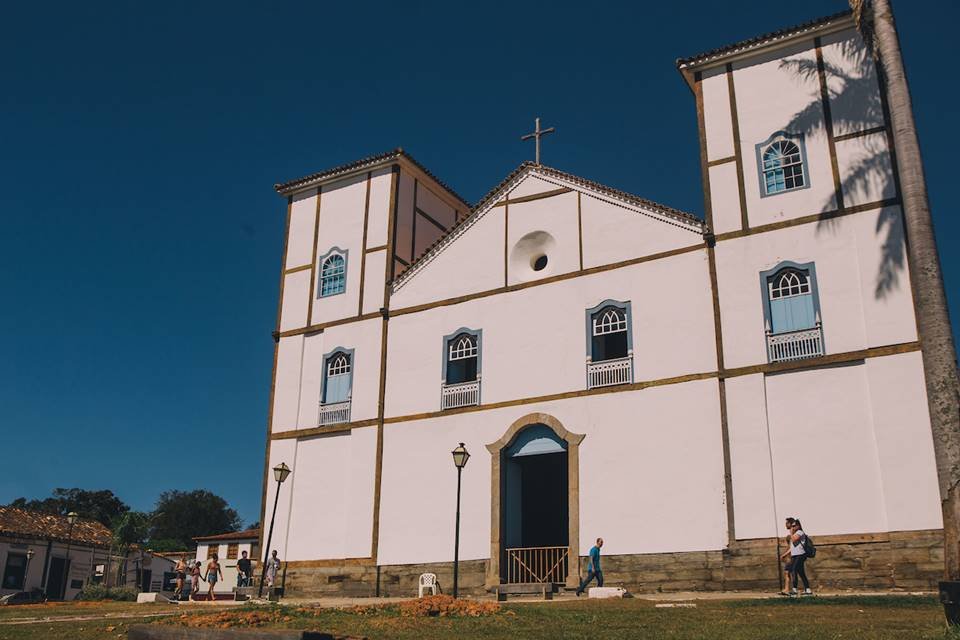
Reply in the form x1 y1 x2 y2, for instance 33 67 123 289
863 0 960 580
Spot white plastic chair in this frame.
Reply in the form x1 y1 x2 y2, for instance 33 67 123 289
418 573 438 597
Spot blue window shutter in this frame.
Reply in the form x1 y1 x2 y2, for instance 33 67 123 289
770 294 816 333
325 374 350 403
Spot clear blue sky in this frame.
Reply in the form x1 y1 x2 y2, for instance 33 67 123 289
1 1 955 526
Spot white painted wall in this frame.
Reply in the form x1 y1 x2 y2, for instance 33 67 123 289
394 171 703 308
725 354 940 540
378 379 727 565
286 191 318 270
417 182 457 228
0 540 174 599
865 351 942 532
580 193 702 268
733 41 838 226
820 28 885 137
714 205 917 370
365 168 395 249
197 541 257 594
271 336 304 434
264 438 297 560
835 132 895 206
0 540 75 598
311 174 368 326
507 191 580 285
701 65 734 161
279 271 310 332
724 373 777 539
391 205 506 307
280 428 378 561
509 175 558 199
362 250 387 314
385 250 716 418
707 161 743 234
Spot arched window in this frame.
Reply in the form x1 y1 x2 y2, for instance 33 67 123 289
584 300 634 389
765 267 817 334
761 263 824 363
757 133 807 196
445 332 479 385
769 269 811 300
322 350 352 404
319 250 347 297
590 306 629 362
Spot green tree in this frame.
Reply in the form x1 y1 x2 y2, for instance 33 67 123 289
149 490 241 549
7 488 129 527
110 511 151 585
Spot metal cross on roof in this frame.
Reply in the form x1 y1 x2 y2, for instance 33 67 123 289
520 117 555 165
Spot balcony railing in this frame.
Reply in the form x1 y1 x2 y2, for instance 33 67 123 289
587 355 633 389
767 325 824 363
319 399 351 426
503 546 569 584
441 379 480 410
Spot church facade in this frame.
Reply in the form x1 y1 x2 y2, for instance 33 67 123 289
260 10 944 596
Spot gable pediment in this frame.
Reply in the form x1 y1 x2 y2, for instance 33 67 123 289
390 165 705 308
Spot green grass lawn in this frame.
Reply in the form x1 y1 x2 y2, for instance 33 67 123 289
0 595 954 640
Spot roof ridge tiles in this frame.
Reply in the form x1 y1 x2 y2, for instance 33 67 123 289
274 148 470 208
676 9 853 69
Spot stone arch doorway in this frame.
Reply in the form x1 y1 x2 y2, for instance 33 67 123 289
485 413 584 588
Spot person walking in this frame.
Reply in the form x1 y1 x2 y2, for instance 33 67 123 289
575 538 604 596
779 518 796 596
237 551 252 588
190 561 203 601
264 550 281 590
779 519 812 596
173 555 187 600
206 553 223 601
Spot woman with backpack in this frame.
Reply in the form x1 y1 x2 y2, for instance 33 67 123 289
780 518 812 596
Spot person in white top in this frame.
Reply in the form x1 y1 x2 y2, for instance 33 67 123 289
779 518 812 596
779 517 796 595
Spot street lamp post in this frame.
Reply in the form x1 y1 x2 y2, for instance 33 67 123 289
451 443 470 598
258 462 291 598
25 548 35 592
63 512 78 600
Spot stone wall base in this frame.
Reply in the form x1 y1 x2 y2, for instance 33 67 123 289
281 529 942 598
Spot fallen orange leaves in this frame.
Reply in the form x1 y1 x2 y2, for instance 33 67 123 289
398 596 501 618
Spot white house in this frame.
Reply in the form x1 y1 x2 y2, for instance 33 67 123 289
258 9 945 596
0 507 174 599
194 529 260 598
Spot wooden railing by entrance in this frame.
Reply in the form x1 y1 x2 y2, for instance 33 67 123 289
503 546 569 584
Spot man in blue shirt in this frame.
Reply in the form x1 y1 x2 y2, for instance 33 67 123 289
576 537 604 596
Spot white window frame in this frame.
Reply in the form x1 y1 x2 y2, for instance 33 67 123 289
318 247 348 298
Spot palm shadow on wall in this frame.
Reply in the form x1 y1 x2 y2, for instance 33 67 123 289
777 37 902 300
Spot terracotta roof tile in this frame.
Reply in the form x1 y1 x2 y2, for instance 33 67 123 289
0 507 112 548
676 10 853 69
193 528 260 543
273 148 470 209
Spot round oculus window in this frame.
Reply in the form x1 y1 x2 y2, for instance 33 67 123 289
532 255 548 271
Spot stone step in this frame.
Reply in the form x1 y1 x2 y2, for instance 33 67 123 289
494 582 558 601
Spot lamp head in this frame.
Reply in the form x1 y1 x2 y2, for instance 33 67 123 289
66 512 79 526
273 462 292 484
451 443 470 469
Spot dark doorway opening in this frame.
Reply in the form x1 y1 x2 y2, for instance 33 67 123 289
46 557 70 600
500 424 569 583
